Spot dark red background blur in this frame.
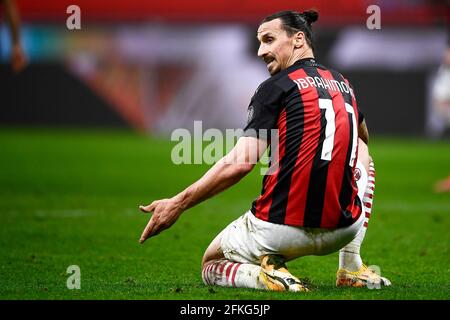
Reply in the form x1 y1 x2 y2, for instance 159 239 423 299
15 0 448 25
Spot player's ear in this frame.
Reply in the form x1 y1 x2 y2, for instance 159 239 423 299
293 31 305 48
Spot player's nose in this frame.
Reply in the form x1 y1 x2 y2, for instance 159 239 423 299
258 44 268 59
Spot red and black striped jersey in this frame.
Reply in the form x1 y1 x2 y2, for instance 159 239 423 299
244 58 363 229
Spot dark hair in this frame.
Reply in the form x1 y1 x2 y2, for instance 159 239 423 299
261 10 319 52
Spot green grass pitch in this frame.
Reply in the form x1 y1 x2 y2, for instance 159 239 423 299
0 128 449 299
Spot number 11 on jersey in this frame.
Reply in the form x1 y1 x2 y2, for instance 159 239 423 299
319 98 358 167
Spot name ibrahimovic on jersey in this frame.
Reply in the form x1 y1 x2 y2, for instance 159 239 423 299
293 75 356 99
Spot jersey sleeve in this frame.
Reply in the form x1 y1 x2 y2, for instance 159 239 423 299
243 80 284 140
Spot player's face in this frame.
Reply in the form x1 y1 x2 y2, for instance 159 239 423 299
257 19 296 76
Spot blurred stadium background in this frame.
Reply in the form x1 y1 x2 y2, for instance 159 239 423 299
1 0 449 136
0 0 449 300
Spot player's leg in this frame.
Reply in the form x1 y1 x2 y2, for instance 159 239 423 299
338 139 369 272
201 228 272 290
201 214 308 292
337 138 391 287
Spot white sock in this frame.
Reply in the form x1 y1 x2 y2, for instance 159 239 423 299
202 259 267 290
339 161 375 271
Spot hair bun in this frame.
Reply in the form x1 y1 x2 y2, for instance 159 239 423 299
301 9 319 24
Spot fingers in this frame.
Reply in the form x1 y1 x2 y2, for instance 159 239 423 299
138 201 159 244
139 214 158 244
139 201 157 213
138 199 180 244
139 205 149 213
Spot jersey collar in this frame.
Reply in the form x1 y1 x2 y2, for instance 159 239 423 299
294 57 317 67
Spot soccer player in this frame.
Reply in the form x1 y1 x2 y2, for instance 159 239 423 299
430 45 450 192
1 0 27 73
139 10 391 291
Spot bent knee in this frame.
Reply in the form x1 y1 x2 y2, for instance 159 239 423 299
201 254 213 269
201 243 225 269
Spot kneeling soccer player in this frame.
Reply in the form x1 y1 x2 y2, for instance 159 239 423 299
138 9 391 291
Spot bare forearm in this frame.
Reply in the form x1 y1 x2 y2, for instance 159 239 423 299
174 160 252 211
138 136 264 242
3 0 21 44
358 119 369 145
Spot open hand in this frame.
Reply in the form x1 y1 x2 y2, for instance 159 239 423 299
139 198 183 244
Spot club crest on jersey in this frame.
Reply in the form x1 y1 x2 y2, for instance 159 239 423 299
354 168 362 181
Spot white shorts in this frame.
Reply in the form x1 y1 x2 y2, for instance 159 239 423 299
220 161 368 264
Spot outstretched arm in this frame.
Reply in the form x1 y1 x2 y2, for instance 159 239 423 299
138 136 268 243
